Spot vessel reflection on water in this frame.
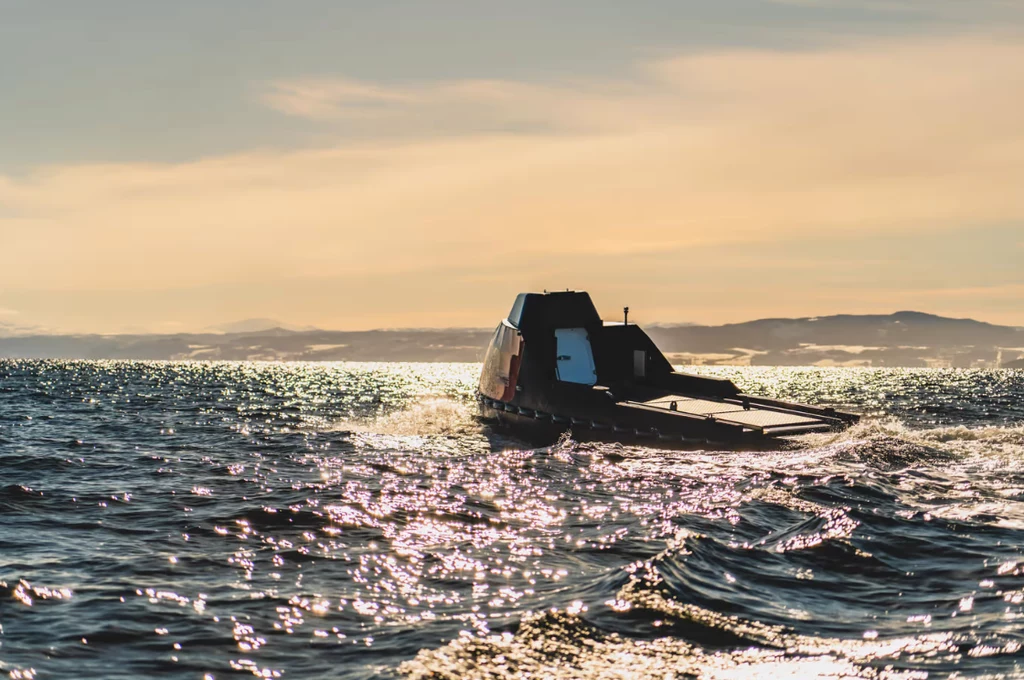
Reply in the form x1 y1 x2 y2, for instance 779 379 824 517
478 291 859 447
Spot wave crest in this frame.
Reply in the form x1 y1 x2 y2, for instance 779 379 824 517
331 397 482 437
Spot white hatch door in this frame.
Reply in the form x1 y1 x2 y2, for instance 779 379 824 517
554 328 597 385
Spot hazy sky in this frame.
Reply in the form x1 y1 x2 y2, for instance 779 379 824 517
2 0 1023 333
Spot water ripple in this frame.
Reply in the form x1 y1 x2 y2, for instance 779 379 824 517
0 360 1022 678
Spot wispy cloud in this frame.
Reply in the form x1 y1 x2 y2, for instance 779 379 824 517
261 75 621 136
3 34 1024 330
263 78 420 120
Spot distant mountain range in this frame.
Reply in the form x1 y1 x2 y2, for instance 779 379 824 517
1 312 1022 367
205 318 318 334
644 311 1024 368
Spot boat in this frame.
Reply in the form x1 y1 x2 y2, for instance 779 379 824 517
477 291 859 447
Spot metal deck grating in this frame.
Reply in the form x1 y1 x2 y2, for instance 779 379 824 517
713 409 821 429
637 395 824 430
641 396 746 416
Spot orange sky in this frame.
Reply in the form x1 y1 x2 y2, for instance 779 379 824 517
2 22 1023 332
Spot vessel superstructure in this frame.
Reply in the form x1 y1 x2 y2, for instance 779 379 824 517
478 291 859 446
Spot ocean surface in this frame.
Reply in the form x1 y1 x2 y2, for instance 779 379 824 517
2 361 1024 679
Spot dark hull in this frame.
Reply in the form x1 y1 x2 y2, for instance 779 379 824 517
478 391 853 449
479 398 766 449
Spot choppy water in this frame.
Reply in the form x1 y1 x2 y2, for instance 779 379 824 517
2 361 1024 679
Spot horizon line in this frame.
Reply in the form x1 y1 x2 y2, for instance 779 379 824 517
4 308 1023 338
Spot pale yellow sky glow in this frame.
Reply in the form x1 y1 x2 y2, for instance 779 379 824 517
2 33 1023 332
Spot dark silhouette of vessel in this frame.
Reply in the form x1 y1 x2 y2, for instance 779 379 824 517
478 291 859 447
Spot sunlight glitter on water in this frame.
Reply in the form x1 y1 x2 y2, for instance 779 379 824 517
0 361 1022 678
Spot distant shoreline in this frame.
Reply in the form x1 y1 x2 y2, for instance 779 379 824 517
2 311 1022 368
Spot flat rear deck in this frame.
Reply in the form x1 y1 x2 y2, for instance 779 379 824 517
626 394 832 435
